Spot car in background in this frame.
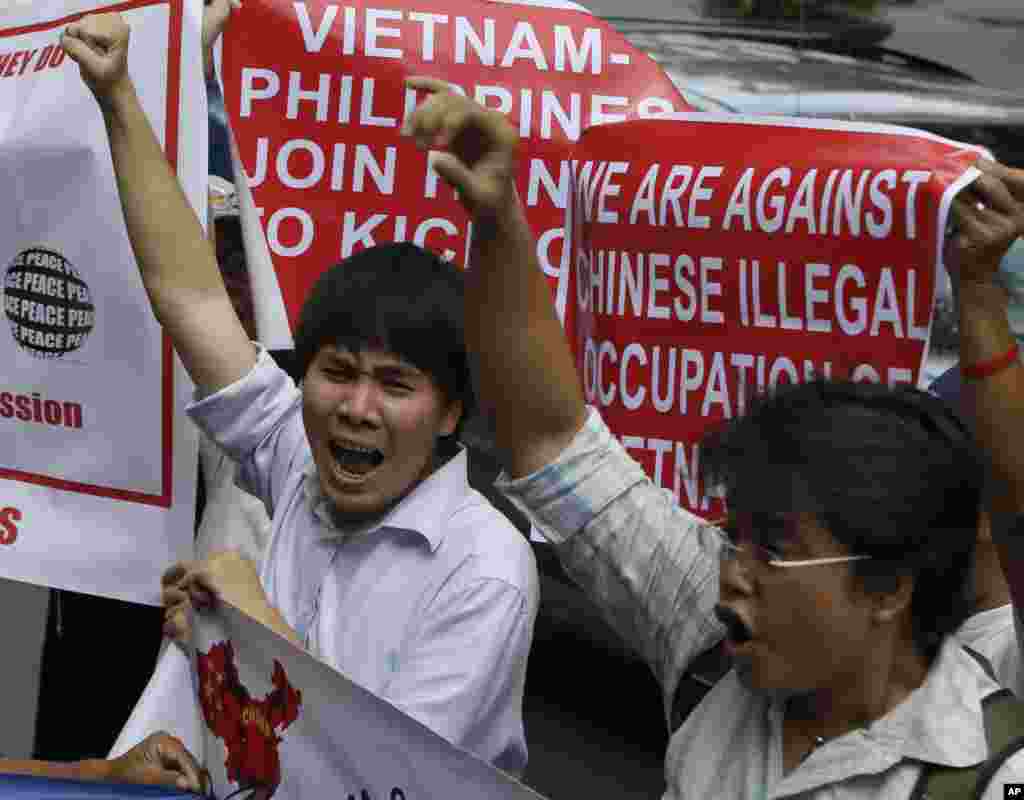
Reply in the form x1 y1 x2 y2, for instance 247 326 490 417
613 16 1024 385
612 16 1024 165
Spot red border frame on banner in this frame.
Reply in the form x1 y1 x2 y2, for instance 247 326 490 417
0 0 181 508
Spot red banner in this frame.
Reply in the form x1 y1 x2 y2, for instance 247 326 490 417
221 0 691 327
567 115 982 517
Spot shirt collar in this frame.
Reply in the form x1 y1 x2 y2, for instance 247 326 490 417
895 638 1000 766
301 446 469 552
957 603 1013 640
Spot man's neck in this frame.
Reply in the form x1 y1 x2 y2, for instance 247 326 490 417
785 632 930 746
973 546 1012 613
974 583 1012 613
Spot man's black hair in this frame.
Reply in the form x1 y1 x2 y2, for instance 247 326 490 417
293 243 475 439
700 379 984 660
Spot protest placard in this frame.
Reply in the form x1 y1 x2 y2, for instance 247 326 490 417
0 0 206 603
113 603 548 800
566 114 985 516
218 0 691 344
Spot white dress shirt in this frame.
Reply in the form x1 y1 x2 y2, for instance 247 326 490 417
188 347 539 775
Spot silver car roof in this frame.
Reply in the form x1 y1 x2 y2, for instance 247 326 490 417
612 25 1024 127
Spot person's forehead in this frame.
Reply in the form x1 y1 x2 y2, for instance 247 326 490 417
319 343 423 374
789 512 832 547
732 511 831 546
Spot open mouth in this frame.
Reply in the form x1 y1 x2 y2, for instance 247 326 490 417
329 441 384 477
715 604 753 645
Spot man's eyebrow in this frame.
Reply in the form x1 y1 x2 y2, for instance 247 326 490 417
375 363 424 380
320 350 354 365
317 344 421 376
323 349 424 378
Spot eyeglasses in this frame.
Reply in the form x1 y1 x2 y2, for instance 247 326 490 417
698 517 873 569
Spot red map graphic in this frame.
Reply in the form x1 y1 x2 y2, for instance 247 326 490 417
197 641 303 799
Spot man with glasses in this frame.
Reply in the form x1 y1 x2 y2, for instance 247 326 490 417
401 77 1024 797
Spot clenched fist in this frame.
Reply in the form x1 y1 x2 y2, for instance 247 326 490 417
402 76 520 221
61 12 134 110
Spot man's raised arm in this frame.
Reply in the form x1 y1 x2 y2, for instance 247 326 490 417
405 83 723 706
950 161 1024 589
403 77 585 478
61 12 255 394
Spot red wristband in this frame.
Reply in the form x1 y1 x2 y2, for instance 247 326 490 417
962 342 1020 380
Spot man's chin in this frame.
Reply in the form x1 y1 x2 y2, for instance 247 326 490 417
323 491 390 525
317 455 428 525
734 659 806 702
733 658 760 690
733 656 775 691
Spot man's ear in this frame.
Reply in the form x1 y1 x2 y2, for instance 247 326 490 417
873 573 915 625
440 399 463 437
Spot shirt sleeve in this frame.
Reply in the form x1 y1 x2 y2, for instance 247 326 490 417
187 346 310 519
495 406 723 722
379 577 534 777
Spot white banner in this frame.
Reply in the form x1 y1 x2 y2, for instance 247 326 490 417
114 605 548 800
0 0 205 603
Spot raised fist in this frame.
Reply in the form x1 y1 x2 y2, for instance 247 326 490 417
403 76 520 220
61 12 133 109
203 0 242 77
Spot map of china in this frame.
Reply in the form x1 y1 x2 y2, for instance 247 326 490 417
197 640 303 799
